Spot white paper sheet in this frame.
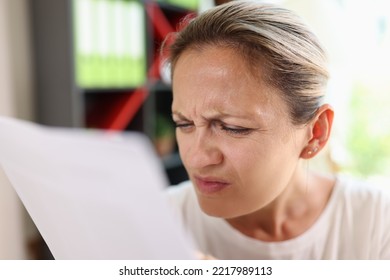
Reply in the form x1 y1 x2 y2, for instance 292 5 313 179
0 116 194 259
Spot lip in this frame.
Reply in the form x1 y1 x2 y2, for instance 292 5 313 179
193 175 230 195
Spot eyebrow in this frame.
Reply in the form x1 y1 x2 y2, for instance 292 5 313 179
171 111 190 121
171 110 253 122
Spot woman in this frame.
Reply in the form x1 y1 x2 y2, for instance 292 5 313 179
167 1 390 259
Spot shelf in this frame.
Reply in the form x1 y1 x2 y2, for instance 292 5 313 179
30 0 193 184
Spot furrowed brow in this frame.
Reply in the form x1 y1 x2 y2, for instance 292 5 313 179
171 111 190 121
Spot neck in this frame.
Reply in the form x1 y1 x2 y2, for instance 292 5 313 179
226 168 335 241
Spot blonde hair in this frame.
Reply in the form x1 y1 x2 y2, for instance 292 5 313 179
169 1 329 125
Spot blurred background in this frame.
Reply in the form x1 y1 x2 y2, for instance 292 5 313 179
0 0 389 259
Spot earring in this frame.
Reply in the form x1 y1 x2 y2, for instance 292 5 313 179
308 147 318 155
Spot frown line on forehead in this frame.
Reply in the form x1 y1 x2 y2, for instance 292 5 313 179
171 109 263 123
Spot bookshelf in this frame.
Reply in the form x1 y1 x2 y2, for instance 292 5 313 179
30 0 197 184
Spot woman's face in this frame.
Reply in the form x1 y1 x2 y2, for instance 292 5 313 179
172 46 308 218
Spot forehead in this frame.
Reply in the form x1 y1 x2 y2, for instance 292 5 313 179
171 46 286 115
172 46 259 86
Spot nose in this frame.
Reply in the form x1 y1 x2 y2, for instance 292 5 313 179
183 130 223 170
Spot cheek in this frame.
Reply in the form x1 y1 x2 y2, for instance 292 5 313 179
229 148 273 191
175 132 184 150
227 137 296 191
176 133 191 162
225 138 272 170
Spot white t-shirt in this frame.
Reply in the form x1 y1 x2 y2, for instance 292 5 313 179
167 176 390 259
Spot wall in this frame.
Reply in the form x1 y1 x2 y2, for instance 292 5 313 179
0 0 35 259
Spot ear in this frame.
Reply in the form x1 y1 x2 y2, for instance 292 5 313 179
300 104 334 159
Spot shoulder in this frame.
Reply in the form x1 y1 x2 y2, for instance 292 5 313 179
335 175 390 207
333 175 390 238
335 176 390 259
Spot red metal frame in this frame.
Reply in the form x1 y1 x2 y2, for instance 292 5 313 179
105 2 178 131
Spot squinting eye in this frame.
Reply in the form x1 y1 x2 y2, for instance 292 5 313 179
221 125 252 136
174 122 194 132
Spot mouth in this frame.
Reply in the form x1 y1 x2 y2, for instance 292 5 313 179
193 175 230 195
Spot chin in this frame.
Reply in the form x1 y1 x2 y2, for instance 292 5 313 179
197 198 243 219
